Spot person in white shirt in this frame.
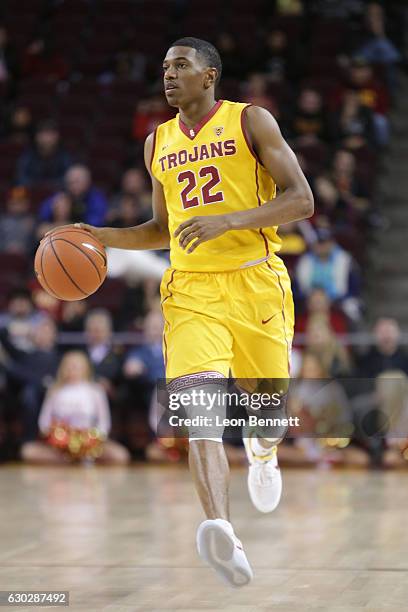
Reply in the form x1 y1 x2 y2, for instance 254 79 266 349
21 351 130 465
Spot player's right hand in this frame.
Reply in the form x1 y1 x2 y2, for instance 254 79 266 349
44 223 104 244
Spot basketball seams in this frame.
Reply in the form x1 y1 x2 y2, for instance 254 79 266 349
52 237 103 282
50 228 106 258
49 236 88 297
39 239 63 300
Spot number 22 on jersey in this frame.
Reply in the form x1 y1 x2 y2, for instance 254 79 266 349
177 165 224 209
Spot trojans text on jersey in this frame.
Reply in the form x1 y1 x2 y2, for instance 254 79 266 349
158 139 237 172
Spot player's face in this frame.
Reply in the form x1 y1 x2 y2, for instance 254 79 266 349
163 46 211 107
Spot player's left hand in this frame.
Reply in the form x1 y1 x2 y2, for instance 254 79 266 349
175 215 231 253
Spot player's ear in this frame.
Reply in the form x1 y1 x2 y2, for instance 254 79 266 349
204 67 217 89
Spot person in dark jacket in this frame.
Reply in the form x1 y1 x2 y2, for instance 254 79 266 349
0 316 60 441
16 119 72 187
359 318 408 378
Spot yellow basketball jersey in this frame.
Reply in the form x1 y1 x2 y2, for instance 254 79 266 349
151 99 281 272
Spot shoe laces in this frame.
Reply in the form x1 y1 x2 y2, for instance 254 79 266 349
253 460 278 486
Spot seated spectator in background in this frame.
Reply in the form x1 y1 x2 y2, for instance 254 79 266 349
329 57 390 145
295 227 361 321
358 318 408 377
280 352 368 467
132 96 172 141
295 288 349 337
108 167 151 222
36 191 73 240
0 289 41 354
314 150 370 227
84 309 122 398
59 301 88 333
109 194 149 229
216 32 246 79
329 90 377 149
0 317 60 442
260 29 302 83
21 351 129 464
16 119 72 187
278 220 313 257
243 73 279 116
305 318 351 377
0 26 19 94
22 36 69 81
39 165 107 226
123 310 165 390
289 88 328 144
356 2 400 91
0 187 34 255
3 105 33 144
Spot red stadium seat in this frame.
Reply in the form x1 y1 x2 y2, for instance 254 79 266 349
86 277 127 313
28 185 56 213
0 253 29 279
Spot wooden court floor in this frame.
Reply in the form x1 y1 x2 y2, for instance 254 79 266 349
0 464 407 612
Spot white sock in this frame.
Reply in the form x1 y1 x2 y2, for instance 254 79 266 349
251 435 276 457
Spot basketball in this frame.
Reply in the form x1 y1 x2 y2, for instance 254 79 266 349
34 227 107 301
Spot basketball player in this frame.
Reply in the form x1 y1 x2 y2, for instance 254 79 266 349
66 38 313 586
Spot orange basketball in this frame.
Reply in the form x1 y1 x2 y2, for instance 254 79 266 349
34 227 107 301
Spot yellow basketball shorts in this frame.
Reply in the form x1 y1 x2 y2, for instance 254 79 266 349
160 255 294 383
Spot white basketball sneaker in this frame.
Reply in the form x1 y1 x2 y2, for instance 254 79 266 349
243 432 282 513
196 518 253 588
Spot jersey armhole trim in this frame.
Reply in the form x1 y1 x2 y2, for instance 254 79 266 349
241 104 264 167
150 128 158 171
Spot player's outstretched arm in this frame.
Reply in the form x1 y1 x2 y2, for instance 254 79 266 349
175 106 313 253
47 133 170 250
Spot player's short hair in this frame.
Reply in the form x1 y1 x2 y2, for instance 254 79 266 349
170 37 222 85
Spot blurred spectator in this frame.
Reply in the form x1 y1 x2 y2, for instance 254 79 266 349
21 351 130 464
307 0 365 19
280 351 368 467
110 194 148 229
22 36 69 81
123 310 165 387
100 45 147 83
243 73 279 116
0 289 40 353
122 310 165 459
304 318 351 377
216 32 246 79
0 187 34 255
107 248 168 286
3 105 33 144
0 26 19 89
278 220 314 257
59 301 88 333
132 96 172 141
0 317 60 442
36 191 73 240
295 288 349 337
314 150 370 227
276 0 303 15
39 165 108 226
289 88 328 143
358 318 408 377
295 227 361 321
260 29 302 82
329 90 377 149
108 167 151 223
330 57 390 144
84 309 122 397
356 2 401 91
16 119 72 187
